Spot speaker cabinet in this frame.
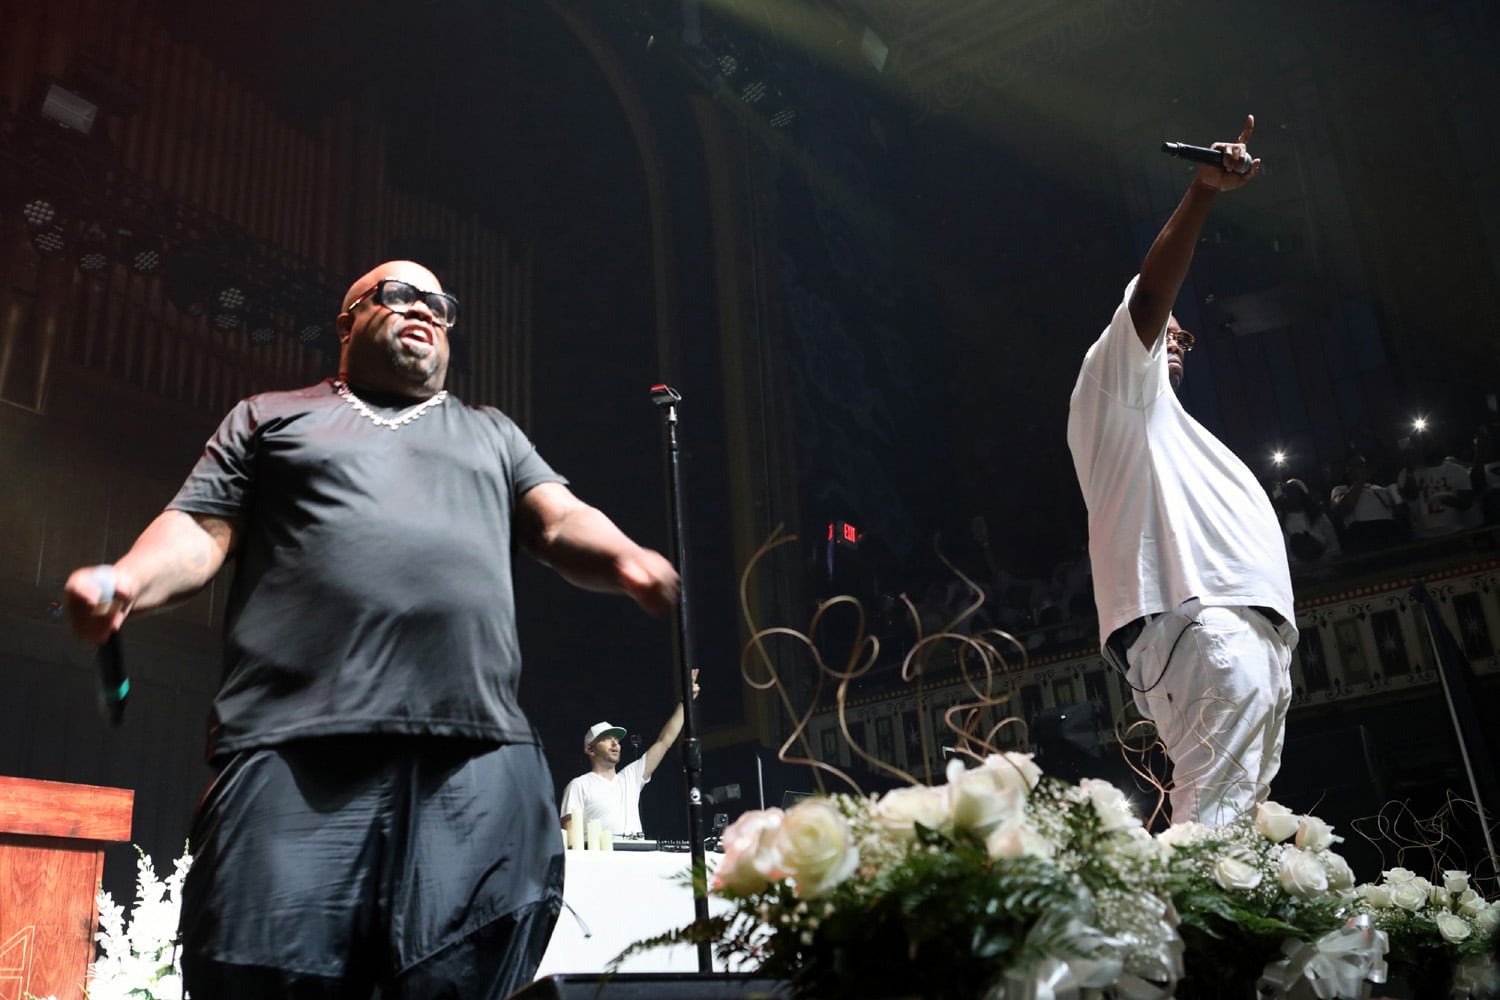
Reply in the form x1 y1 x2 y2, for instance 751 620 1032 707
505 973 793 1000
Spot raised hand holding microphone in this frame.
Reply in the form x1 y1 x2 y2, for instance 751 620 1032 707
63 563 130 724
1161 113 1260 189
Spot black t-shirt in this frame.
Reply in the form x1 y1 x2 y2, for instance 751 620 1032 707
168 379 566 761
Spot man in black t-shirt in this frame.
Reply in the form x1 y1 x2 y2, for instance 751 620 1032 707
63 259 680 1000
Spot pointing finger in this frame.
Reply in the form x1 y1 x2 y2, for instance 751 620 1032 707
1237 113 1255 145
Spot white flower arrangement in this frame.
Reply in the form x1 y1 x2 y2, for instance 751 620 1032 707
1354 865 1500 996
631 757 1494 1000
86 845 193 1000
650 754 1185 999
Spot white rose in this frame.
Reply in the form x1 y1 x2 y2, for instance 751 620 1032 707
1458 892 1486 917
872 784 950 841
1390 881 1428 912
713 808 784 895
1117 825 1167 862
986 820 1056 861
1320 852 1356 892
1474 904 1500 935
1382 866 1419 885
1294 816 1341 853
1430 882 1451 907
1255 802 1300 843
1277 847 1329 898
1079 778 1139 833
1358 884 1394 908
1435 912 1473 944
979 752 1042 794
1157 821 1214 848
946 758 1025 837
1443 870 1471 894
1213 856 1262 891
774 798 859 898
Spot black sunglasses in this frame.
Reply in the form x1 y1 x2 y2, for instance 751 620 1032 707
346 278 459 328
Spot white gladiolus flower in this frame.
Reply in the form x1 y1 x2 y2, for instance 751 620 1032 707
1254 802 1300 843
774 798 860 899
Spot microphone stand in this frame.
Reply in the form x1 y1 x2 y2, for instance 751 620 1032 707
650 383 712 972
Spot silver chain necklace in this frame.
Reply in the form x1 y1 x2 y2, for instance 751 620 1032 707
332 379 448 431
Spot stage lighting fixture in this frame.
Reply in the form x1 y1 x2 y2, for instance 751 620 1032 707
769 107 796 128
717 53 739 77
30 226 69 256
118 229 162 274
740 80 767 104
1271 450 1287 467
247 313 278 345
20 196 59 228
39 81 100 136
75 224 112 273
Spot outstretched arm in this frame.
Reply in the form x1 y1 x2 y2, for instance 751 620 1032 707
516 481 681 615
1129 114 1261 350
63 510 240 644
642 669 700 780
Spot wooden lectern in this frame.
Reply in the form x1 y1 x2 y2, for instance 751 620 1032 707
0 776 133 1000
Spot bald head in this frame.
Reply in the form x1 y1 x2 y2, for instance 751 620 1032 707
341 260 443 313
337 260 451 397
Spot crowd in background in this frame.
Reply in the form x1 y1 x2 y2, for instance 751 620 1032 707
858 409 1500 663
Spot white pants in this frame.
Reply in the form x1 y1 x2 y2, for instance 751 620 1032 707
1125 599 1293 826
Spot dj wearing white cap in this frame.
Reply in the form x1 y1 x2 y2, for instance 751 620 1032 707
559 670 699 839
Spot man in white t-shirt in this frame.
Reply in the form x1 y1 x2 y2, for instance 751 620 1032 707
559 671 700 838
1067 115 1298 827
1330 454 1405 553
1397 441 1473 538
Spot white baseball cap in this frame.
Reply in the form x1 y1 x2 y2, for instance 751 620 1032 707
584 721 627 751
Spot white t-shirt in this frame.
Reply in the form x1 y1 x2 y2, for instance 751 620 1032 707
1066 278 1296 649
1397 461 1471 537
1329 482 1400 524
559 757 649 837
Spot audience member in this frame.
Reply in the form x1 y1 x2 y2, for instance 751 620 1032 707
1397 437 1473 538
1276 478 1341 569
1330 454 1406 553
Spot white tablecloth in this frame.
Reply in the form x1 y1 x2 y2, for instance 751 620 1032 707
536 849 727 977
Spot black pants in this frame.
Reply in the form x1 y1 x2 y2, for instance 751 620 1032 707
180 737 564 999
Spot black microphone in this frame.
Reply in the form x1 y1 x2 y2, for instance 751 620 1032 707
1160 141 1252 175
90 567 129 726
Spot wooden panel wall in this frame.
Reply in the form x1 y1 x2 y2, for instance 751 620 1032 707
0 0 533 422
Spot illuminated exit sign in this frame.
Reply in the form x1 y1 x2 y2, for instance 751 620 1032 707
827 521 860 547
